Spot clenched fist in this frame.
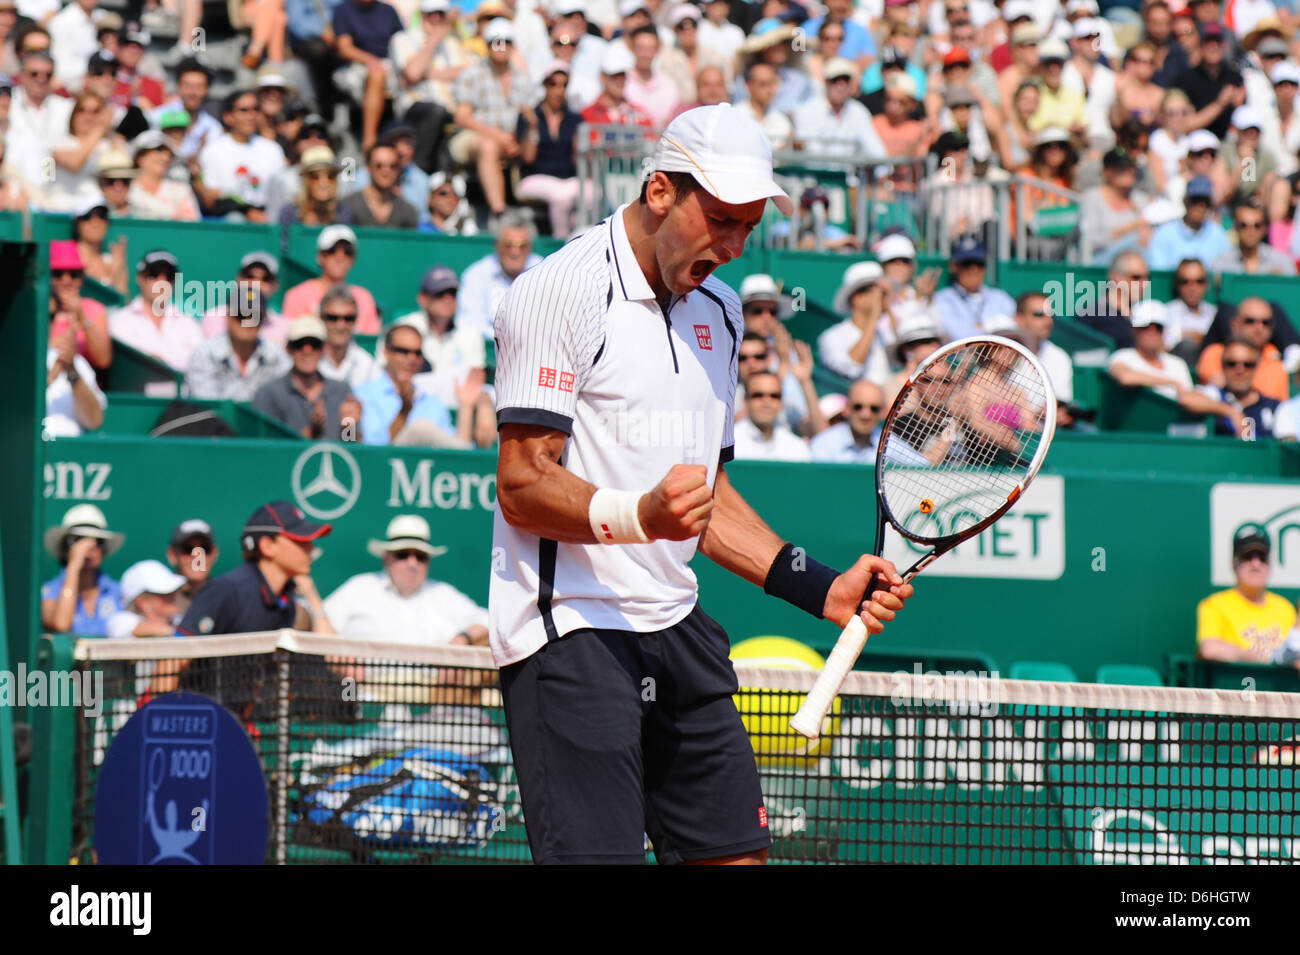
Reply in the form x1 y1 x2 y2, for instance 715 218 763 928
637 464 713 541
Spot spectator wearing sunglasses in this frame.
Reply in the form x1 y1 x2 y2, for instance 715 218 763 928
316 284 379 388
40 504 124 637
393 264 486 417
282 225 381 334
278 145 352 230
733 370 811 461
9 51 71 170
324 514 488 645
1197 298 1290 401
1162 258 1216 362
354 322 461 447
421 170 476 235
263 115 332 223
809 380 885 464
515 60 584 238
71 196 126 294
253 315 361 440
94 148 135 217
1013 290 1074 427
200 252 287 344
339 140 419 229
1148 175 1230 270
108 249 203 373
1212 199 1295 275
737 276 827 438
194 88 286 222
48 239 110 370
1197 528 1298 665
1197 337 1278 438
185 287 290 401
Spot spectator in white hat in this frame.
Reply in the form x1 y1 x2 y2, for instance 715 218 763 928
1266 61 1300 180
656 4 713 101
540 17 602 114
1063 17 1116 147
1030 38 1086 136
515 60 585 236
391 0 470 119
107 249 203 373
253 315 362 440
818 260 894 384
882 312 943 405
127 129 200 222
421 170 477 235
281 225 382 335
580 41 653 127
448 16 539 220
793 53 887 158
40 504 125 637
186 287 290 401
1221 105 1278 205
324 514 488 645
106 560 187 639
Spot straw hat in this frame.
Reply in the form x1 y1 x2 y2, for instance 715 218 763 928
43 504 125 558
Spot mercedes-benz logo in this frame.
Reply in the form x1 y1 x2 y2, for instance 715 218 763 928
291 444 361 520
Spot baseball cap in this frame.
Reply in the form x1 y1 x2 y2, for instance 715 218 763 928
1233 528 1270 561
318 224 357 252
1185 175 1214 199
1185 129 1221 153
600 42 635 75
651 104 794 216
420 0 449 11
884 71 918 99
1035 126 1072 147
157 108 191 130
1231 105 1263 130
288 315 327 342
72 195 109 219
553 0 586 15
619 0 648 15
952 234 988 264
1011 23 1040 44
823 57 855 81
297 113 329 139
879 45 908 69
1256 36 1289 58
1102 145 1137 169
875 232 916 262
120 560 187 607
1200 21 1225 40
420 264 460 295
483 17 516 45
833 260 885 313
131 129 172 157
1072 16 1103 38
670 4 700 25
943 86 976 108
239 250 279 277
242 500 331 548
1038 38 1070 61
1004 0 1035 20
136 249 178 273
739 273 781 305
171 518 215 550
1271 60 1300 85
1130 299 1168 328
942 47 972 68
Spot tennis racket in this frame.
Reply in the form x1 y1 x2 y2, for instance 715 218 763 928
789 335 1057 739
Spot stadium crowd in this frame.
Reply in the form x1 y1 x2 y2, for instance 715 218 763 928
26 0 1300 667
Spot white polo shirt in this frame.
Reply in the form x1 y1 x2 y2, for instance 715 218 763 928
324 571 488 644
488 204 741 667
108 298 204 373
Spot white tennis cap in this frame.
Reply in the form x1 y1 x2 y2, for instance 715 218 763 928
874 232 916 261
1130 299 1167 328
1271 60 1300 85
1231 105 1263 130
121 559 187 607
318 224 357 251
1004 0 1034 20
652 104 794 215
482 17 516 45
600 42 635 75
1186 129 1221 152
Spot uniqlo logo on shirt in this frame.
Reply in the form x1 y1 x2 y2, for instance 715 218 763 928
558 371 575 393
758 806 768 828
537 366 557 388
694 324 712 350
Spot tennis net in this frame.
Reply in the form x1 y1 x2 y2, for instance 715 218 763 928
69 632 1300 864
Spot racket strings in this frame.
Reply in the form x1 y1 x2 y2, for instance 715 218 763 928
880 340 1051 539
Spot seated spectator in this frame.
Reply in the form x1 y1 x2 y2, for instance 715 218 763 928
48 0 98 94
697 0 745 71
882 313 943 405
673 64 728 117
1197 298 1290 401
1080 146 1152 266
624 24 679 128
323 514 489 644
742 60 792 151
1220 106 1277 207
1075 250 1148 349
1013 126 1078 241
186 288 290 401
150 58 221 163
355 322 459 446
543 16 602 114
515 60 583 238
873 71 928 159
1148 175 1231 270
458 210 541 340
47 239 110 370
929 236 1016 340
1197 529 1298 665
1198 337 1279 438
107 249 203 373
421 171 477 235
40 504 124 637
581 42 654 131
281 225 381 333
264 113 331 223
111 24 165 110
449 17 538 220
1164 257 1216 363
9 51 72 182
278 144 352 230
194 88 287 222
332 0 403 150
253 315 361 440
127 130 200 221
165 518 217 615
339 140 419 228
394 264 486 410
1029 39 1086 134
1212 199 1295 275
44 91 118 213
1013 290 1075 428
1172 129 1233 209
793 54 887 157
200 252 287 344
924 129 996 243
156 110 194 179
874 232 937 333
106 559 186 638
1108 300 1246 431
346 124 429 217
817 260 892 383
72 198 126 295
44 322 105 437
94 148 135 216
734 370 810 461
316 284 379 387
252 70 289 141
809 379 885 464
391 0 468 172
737 275 826 437
736 19 811 114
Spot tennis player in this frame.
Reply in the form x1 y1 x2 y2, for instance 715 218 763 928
489 104 914 865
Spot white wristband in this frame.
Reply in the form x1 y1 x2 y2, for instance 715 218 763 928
588 488 651 544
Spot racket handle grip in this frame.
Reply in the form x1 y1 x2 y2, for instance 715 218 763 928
790 614 869 740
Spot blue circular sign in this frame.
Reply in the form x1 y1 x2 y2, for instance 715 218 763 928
95 692 269 865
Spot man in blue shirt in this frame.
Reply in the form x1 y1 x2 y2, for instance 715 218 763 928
1148 176 1230 270
803 0 876 64
929 235 1016 340
356 323 458 445
810 380 885 464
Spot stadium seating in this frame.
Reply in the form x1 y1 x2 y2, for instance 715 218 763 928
1008 661 1080 682
1094 664 1164 687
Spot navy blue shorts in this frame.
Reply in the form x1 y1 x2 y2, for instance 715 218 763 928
500 604 772 865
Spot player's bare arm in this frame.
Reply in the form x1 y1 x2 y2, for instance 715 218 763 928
698 466 913 633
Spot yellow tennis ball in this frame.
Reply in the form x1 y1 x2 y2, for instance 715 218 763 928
730 636 841 767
